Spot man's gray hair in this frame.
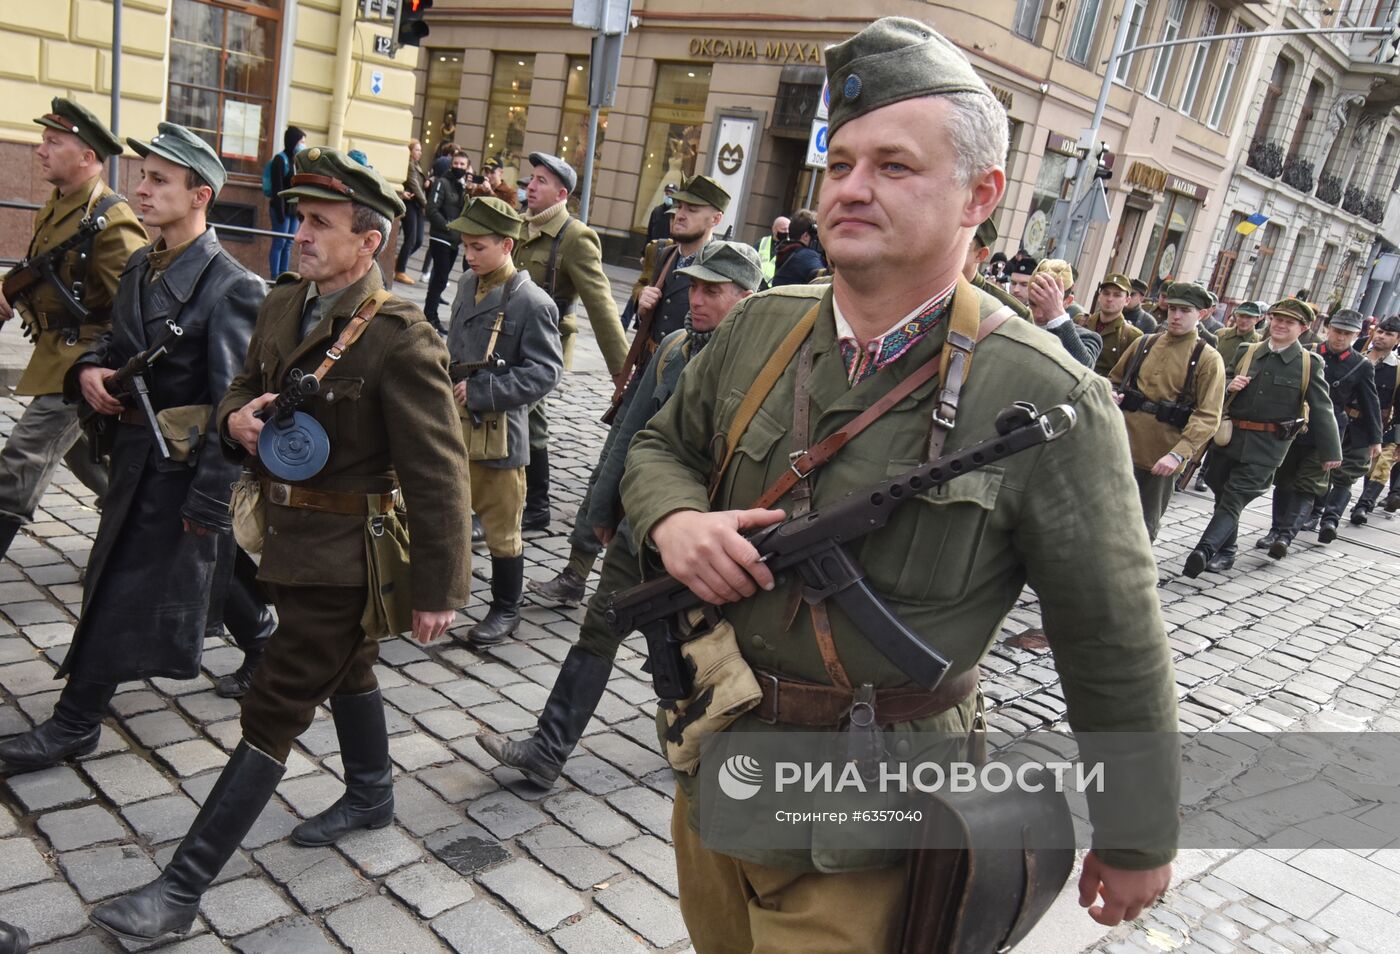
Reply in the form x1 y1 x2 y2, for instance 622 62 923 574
943 91 1009 188
350 205 392 255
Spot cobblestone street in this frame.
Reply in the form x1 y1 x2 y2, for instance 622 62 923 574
0 273 1398 953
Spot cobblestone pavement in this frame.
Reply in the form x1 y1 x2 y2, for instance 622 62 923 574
0 266 1398 952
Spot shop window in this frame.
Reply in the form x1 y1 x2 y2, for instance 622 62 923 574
633 63 711 231
558 56 608 212
167 0 281 178
1023 151 1071 257
420 50 463 158
1138 192 1200 296
484 54 535 188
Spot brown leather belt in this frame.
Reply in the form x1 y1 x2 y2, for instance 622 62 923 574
117 409 145 426
261 479 396 516
1347 407 1361 419
1232 419 1285 433
753 666 979 727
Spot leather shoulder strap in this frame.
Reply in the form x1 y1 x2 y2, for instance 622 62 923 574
1300 349 1312 422
545 217 572 295
1122 333 1159 393
310 289 391 382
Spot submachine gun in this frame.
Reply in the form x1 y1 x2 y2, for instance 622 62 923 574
606 402 1078 701
2 215 110 325
80 319 184 461
256 369 329 481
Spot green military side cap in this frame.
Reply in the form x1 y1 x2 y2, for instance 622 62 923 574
670 174 731 213
676 240 764 292
974 218 997 250
1267 297 1315 326
126 122 227 195
1162 281 1212 310
34 97 123 160
1098 272 1133 293
824 17 996 136
279 146 406 220
1233 300 1263 318
1326 308 1363 332
448 195 521 239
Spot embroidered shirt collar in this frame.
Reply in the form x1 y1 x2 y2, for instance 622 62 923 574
831 279 957 385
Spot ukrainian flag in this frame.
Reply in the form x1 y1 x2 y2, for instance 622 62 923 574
1236 212 1269 236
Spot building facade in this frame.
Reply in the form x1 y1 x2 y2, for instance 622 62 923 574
415 0 1269 283
1196 0 1400 315
0 0 421 274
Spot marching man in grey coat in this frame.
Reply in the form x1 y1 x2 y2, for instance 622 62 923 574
447 196 562 646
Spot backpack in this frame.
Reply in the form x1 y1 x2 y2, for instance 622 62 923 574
262 153 289 198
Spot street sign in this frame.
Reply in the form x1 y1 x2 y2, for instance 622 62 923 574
806 119 828 169
370 71 384 96
709 112 762 238
572 0 630 34
815 80 829 121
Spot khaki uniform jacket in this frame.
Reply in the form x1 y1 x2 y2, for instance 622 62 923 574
622 283 1178 873
1215 327 1260 370
1080 311 1143 377
14 176 147 395
1109 330 1226 470
513 203 627 374
217 267 472 610
1222 341 1340 468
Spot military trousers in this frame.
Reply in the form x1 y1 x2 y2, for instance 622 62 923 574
1367 443 1397 482
1203 445 1282 521
1133 467 1176 542
566 471 606 568
672 788 907 954
469 461 525 558
575 539 643 661
240 583 380 763
0 394 109 521
528 399 549 450
1333 443 1374 483
1274 442 1330 498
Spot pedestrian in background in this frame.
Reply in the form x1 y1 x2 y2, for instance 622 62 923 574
267 125 305 278
770 209 824 286
395 138 427 285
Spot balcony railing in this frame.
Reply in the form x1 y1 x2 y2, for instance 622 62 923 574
1316 173 1343 205
1281 154 1315 193
1362 193 1386 224
1246 138 1285 178
1342 184 1367 216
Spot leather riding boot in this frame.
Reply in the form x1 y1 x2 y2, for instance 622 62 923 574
0 679 115 771
0 516 21 564
0 920 28 954
1351 480 1384 525
90 742 285 943
478 647 612 788
1257 489 1290 549
1185 512 1236 578
1301 500 1322 532
469 556 524 646
1269 493 1316 559
1317 481 1351 543
522 450 551 532
526 565 586 608
216 570 275 699
1206 526 1239 573
292 690 394 846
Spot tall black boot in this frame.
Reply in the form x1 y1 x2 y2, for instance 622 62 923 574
1206 526 1239 573
1386 468 1400 512
1352 480 1384 525
292 690 393 846
0 679 114 771
1185 512 1237 578
1269 493 1316 559
1258 489 1290 549
479 647 612 788
1301 499 1322 532
89 742 285 942
216 559 275 699
522 449 551 532
0 920 28 954
469 556 524 646
0 515 21 563
1317 481 1352 543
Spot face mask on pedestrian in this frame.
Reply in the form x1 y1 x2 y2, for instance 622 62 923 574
448 166 466 181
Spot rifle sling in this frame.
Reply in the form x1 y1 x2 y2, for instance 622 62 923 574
608 244 681 411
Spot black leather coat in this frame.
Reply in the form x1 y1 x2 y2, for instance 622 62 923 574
59 228 265 682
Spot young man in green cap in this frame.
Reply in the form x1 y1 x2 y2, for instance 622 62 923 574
964 217 1029 320
1350 315 1400 523
1078 272 1144 376
528 173 729 607
1109 281 1225 540
1216 300 1265 368
89 147 472 944
1124 278 1158 333
514 152 629 531
0 98 148 561
0 122 270 770
622 17 1177 949
1185 298 1339 575
1277 308 1380 548
482 240 764 790
446 196 562 645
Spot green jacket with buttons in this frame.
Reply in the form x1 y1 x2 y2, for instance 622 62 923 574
1222 340 1340 468
1080 311 1143 377
621 282 1178 873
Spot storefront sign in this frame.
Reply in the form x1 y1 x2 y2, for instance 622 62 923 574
687 37 823 64
1125 161 1167 193
708 109 766 239
1167 175 1207 201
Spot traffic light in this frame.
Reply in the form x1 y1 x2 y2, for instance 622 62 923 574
395 0 432 48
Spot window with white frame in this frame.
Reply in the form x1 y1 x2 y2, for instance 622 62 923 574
1147 0 1187 100
1067 0 1105 65
1206 25 1249 129
1113 0 1150 83
1013 0 1046 41
1178 4 1219 117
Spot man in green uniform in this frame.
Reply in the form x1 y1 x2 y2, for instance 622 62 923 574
446 197 562 645
1184 298 1339 576
1124 278 1157 333
1109 281 1225 540
1350 315 1399 523
1314 309 1388 536
89 148 472 944
621 19 1177 949
964 218 1027 319
513 153 628 531
0 98 147 559
482 241 764 789
1215 300 1264 368
1078 273 1143 376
